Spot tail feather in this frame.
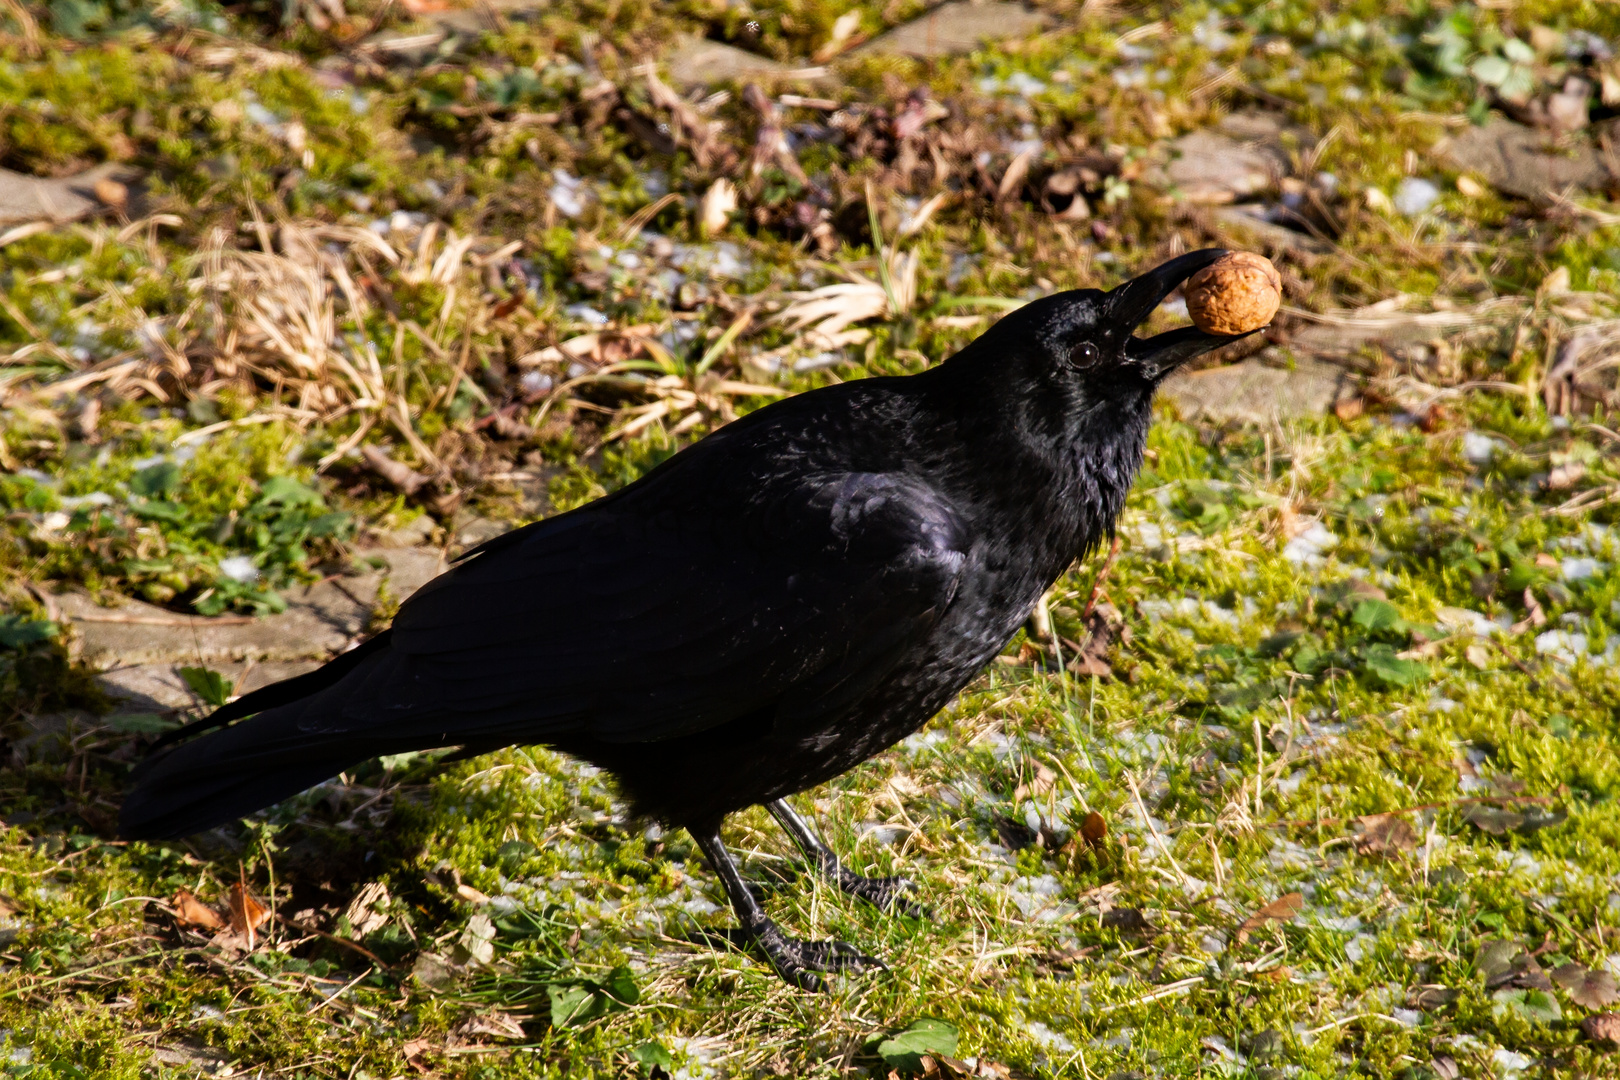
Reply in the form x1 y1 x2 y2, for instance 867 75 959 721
119 636 432 840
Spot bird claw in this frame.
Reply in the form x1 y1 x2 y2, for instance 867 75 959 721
837 873 929 919
746 915 885 991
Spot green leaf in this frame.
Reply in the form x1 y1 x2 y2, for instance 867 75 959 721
1362 645 1427 687
130 499 188 524
603 965 640 1006
104 713 181 734
877 1018 959 1072
1351 599 1404 633
256 476 324 507
129 461 182 497
547 983 599 1027
632 1041 673 1071
179 666 232 707
0 615 58 649
1469 55 1511 86
1492 987 1562 1023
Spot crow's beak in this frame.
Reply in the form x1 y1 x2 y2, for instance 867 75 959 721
1107 248 1264 380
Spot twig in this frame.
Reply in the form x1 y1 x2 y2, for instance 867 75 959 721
1097 975 1203 1013
70 612 256 627
1081 536 1121 619
275 913 395 970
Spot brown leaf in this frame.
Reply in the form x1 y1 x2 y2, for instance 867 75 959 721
454 1010 527 1041
1583 1012 1620 1045
227 882 270 950
1354 813 1419 856
344 882 390 937
1012 763 1056 803
1554 963 1620 1009
1236 892 1304 945
1066 603 1123 679
1462 803 1525 835
402 1036 437 1072
1101 907 1151 932
1407 984 1459 1010
171 889 226 931
456 883 492 905
1079 810 1108 848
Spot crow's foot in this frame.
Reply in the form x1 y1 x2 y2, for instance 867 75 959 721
746 914 884 992
834 871 928 918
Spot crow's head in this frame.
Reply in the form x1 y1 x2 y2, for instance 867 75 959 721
998 248 1264 393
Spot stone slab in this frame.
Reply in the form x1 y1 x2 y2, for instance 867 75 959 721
666 37 830 88
0 162 139 226
1437 119 1612 201
1160 357 1353 425
849 1 1051 59
1210 205 1333 255
58 547 443 670
1148 110 1307 205
99 660 323 712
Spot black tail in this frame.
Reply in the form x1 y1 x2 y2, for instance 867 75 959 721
119 632 422 839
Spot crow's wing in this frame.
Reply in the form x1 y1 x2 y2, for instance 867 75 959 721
340 470 969 745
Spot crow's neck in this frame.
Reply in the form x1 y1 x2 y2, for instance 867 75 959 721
927 360 1153 576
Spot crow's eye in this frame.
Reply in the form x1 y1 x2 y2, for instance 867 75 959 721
1071 342 1100 368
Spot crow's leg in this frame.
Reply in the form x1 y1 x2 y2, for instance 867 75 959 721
767 799 926 917
690 826 883 992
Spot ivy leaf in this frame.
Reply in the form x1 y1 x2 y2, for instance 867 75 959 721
876 1018 959 1072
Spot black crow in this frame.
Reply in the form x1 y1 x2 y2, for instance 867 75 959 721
120 249 1255 989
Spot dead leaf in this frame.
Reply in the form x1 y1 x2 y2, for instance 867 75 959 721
227 882 270 950
1354 813 1419 856
1066 602 1124 679
1583 1012 1620 1045
1432 1055 1460 1080
344 882 390 937
700 178 737 236
1546 461 1586 490
456 883 492 905
1465 643 1491 669
1553 963 1620 1009
402 1036 437 1072
1012 763 1056 803
454 1010 527 1040
1236 892 1303 945
1407 984 1459 1010
1080 810 1108 849
1463 803 1525 835
1101 907 1150 932
171 889 226 931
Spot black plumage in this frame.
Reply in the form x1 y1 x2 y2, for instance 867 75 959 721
121 249 1253 988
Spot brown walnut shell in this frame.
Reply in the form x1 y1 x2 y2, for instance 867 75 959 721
1184 252 1281 336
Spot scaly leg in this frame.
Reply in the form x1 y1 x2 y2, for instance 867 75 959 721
690 825 882 992
767 799 926 917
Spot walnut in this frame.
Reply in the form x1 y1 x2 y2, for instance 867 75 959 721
1184 252 1281 336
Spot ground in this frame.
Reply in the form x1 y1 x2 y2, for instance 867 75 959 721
3 0 1620 1077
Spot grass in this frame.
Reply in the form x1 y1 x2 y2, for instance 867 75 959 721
4 0 1620 1075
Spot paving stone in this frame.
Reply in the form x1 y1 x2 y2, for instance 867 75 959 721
0 162 140 226
1286 301 1513 359
1210 205 1333 256
849 1 1051 59
665 37 830 88
1437 119 1613 201
1160 357 1354 425
1149 111 1306 205
58 547 443 670
99 660 323 712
